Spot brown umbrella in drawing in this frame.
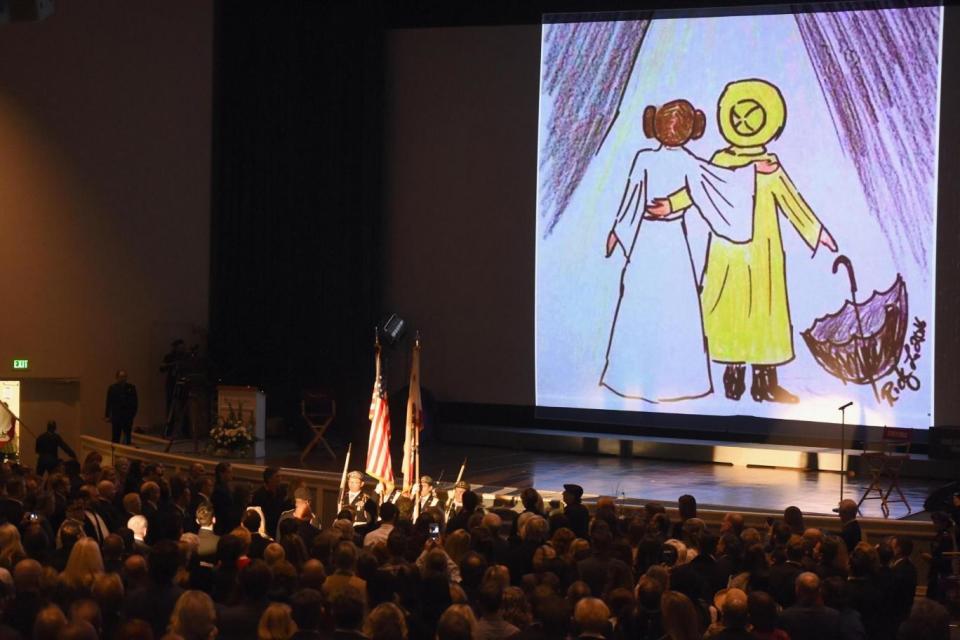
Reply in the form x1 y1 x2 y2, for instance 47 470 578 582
801 256 908 403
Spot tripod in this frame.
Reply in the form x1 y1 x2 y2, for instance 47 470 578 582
165 378 191 443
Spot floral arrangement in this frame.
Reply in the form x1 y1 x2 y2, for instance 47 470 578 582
208 402 255 457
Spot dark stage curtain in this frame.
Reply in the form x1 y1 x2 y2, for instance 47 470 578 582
210 2 385 435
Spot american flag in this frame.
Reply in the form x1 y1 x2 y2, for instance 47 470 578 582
401 337 422 492
366 345 394 492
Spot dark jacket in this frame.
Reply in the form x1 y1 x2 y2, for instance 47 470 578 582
778 604 842 640
105 381 138 422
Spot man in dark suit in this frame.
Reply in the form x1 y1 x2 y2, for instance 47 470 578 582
93 480 123 534
35 421 76 476
769 535 805 608
576 524 633 598
166 474 196 535
563 484 590 539
251 466 289 538
195 502 219 562
778 572 841 640
838 499 863 552
211 462 235 536
105 369 138 444
890 536 918 626
123 540 184 638
446 490 481 534
140 481 162 545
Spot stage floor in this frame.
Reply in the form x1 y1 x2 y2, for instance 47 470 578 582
153 435 942 519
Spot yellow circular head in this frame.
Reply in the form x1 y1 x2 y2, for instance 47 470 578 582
717 79 786 147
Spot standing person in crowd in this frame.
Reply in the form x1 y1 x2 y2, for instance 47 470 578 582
837 499 863 552
104 369 138 445
889 535 917 627
212 462 235 536
35 421 77 476
778 572 841 640
563 484 589 539
252 466 289 537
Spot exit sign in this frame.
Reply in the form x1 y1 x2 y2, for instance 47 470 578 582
11 359 28 370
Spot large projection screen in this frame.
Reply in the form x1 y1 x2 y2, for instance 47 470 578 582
535 4 942 429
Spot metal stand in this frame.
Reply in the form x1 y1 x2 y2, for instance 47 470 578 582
839 401 853 505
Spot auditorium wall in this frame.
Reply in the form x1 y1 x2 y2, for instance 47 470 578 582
0 1 212 464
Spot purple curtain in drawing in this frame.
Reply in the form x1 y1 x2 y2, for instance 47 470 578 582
539 18 650 236
794 4 940 269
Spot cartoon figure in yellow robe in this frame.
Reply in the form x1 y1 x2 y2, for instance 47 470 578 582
648 79 837 403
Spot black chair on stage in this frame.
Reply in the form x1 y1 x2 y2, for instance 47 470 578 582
300 391 336 463
857 426 912 518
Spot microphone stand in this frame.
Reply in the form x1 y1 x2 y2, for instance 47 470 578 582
838 401 853 507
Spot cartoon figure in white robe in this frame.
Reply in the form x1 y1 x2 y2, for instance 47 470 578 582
600 99 778 402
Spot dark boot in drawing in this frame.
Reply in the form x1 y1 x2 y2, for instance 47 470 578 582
751 365 799 403
723 364 746 400
766 366 799 403
750 366 768 402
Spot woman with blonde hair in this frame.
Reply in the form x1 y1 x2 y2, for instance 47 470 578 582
661 590 702 640
363 602 408 640
0 523 26 569
56 538 104 606
169 590 217 640
257 602 297 640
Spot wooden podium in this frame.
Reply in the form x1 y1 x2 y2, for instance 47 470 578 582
217 386 266 458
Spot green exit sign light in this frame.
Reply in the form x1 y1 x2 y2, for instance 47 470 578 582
12 359 28 370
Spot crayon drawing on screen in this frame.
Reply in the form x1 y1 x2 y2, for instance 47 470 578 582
535 4 941 428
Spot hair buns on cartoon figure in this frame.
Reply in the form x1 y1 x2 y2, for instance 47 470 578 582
643 100 706 147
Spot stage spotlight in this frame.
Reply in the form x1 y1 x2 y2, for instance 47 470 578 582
381 313 407 347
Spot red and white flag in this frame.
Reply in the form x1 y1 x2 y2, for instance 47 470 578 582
401 337 422 492
366 344 394 492
0 402 15 446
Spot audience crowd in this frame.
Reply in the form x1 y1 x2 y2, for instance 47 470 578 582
0 451 955 640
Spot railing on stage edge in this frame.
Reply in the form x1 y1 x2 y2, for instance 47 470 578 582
79 435 345 526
